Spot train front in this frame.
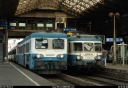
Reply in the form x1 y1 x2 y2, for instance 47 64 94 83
74 42 102 67
68 41 103 70
30 37 67 74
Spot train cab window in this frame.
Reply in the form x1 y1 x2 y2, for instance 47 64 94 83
73 43 82 51
95 43 102 52
53 39 64 49
35 39 48 49
84 43 93 51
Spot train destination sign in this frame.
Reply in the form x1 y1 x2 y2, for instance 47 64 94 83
63 28 77 32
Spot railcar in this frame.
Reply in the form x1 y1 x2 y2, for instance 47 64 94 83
8 46 17 62
67 34 105 72
15 32 67 74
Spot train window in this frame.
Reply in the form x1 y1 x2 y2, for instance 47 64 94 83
84 43 93 51
26 43 29 52
73 43 82 51
35 39 48 49
53 39 64 49
95 43 102 52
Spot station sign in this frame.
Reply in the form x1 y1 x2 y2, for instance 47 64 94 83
106 38 123 42
63 28 77 32
0 22 8 30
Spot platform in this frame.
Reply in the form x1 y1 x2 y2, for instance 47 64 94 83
0 62 56 86
100 63 128 81
106 63 128 70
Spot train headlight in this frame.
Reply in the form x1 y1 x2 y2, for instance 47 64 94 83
36 54 43 58
77 56 80 60
76 56 83 60
94 55 101 60
97 56 101 59
57 54 64 59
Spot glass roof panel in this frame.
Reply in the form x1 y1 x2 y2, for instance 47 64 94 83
61 0 102 15
15 0 103 16
15 0 38 15
37 0 59 9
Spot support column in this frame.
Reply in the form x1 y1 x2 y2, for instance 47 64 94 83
5 30 8 62
122 42 124 65
64 22 66 28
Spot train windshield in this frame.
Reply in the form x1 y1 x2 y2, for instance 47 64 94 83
94 43 102 52
73 43 82 51
53 39 64 49
84 43 93 51
35 39 48 49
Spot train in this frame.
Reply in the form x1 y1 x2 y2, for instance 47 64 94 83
8 32 68 74
8 46 16 62
67 34 105 72
8 31 106 74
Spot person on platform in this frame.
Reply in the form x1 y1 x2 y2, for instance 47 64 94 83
102 49 108 67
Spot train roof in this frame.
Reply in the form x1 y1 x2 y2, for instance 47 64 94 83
30 32 67 38
18 32 67 45
68 34 102 41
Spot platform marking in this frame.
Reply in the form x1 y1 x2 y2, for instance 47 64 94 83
10 62 40 86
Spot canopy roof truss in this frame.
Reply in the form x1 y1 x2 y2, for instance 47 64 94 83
15 0 103 16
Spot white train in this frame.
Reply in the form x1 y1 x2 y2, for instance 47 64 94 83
67 34 105 72
8 32 68 74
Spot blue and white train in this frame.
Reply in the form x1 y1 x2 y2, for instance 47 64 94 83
67 34 105 71
9 32 68 74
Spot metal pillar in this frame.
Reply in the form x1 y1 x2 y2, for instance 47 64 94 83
122 42 124 65
113 15 117 65
109 12 120 65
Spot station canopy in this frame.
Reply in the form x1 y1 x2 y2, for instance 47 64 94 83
15 0 103 16
0 0 127 18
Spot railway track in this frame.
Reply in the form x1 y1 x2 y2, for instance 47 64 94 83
40 74 78 86
56 73 103 86
41 72 128 86
92 74 128 85
77 75 128 86
39 73 104 86
11 62 128 86
57 72 128 86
